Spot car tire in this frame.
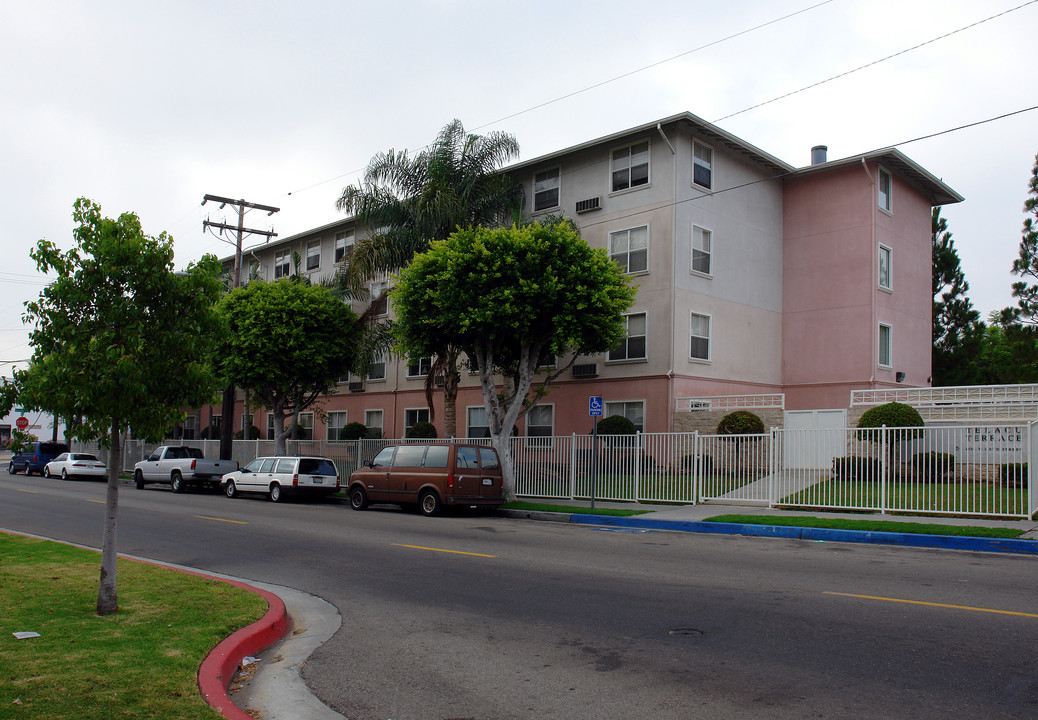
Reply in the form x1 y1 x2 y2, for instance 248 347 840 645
134 470 144 490
7 461 15 475
44 466 52 478
349 486 369 511
61 468 68 481
225 480 238 499
171 471 185 493
269 483 282 503
418 489 442 517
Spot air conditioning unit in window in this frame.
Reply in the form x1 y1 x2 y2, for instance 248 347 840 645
572 363 598 378
348 381 365 393
575 197 601 214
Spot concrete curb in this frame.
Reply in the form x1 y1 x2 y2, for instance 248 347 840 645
565 514 1038 555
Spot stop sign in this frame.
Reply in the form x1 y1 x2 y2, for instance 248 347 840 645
15 416 28 430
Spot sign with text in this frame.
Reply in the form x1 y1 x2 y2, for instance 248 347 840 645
589 396 603 417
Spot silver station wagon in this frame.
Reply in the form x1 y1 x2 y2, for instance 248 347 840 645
220 456 340 502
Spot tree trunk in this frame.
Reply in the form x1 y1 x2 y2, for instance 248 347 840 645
96 418 120 616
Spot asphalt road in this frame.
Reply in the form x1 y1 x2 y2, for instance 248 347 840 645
3 471 1038 720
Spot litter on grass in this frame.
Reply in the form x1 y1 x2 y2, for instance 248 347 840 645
13 632 41 640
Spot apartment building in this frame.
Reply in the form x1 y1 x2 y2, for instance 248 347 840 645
190 112 961 441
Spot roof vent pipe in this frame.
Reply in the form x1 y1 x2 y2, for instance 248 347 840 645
811 145 828 165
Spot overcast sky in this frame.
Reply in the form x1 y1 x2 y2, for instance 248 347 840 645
2 0 1035 380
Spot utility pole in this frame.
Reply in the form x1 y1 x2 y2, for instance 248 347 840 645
201 195 280 461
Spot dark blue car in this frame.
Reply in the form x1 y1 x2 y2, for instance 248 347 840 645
9 441 70 476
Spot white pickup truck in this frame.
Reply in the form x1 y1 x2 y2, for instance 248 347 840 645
133 446 238 493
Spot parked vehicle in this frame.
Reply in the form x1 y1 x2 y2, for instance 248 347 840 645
133 445 238 492
220 456 340 502
9 442 70 476
347 443 504 516
44 452 107 480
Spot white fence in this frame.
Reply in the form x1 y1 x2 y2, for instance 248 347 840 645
75 423 1038 519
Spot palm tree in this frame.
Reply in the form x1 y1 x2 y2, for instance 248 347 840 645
335 119 524 437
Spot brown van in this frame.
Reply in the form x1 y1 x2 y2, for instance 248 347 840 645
347 443 504 516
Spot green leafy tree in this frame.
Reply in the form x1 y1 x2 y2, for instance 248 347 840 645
931 207 982 385
335 119 525 437
17 198 224 615
392 222 636 496
217 278 360 456
1010 153 1038 322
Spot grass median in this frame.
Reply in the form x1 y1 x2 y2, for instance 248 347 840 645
0 533 267 719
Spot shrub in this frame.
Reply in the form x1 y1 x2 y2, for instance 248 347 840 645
832 456 882 481
1000 463 1028 487
339 422 369 440
199 425 217 440
596 415 636 435
855 402 924 434
235 425 261 440
910 452 955 482
716 410 764 436
406 421 438 439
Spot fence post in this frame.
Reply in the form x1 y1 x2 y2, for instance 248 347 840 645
634 431 642 502
769 427 777 508
692 430 700 504
880 424 888 514
569 433 577 500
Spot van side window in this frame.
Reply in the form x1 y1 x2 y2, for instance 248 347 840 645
457 446 479 469
479 447 500 470
370 446 395 468
393 445 427 468
424 445 449 468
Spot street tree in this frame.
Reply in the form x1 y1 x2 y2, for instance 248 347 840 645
931 207 982 385
335 119 525 437
392 222 636 496
217 277 360 455
17 198 224 615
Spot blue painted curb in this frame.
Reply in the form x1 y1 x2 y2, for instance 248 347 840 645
566 514 1038 556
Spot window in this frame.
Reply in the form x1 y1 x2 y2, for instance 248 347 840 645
365 409 384 436
240 413 254 438
611 141 649 192
690 312 711 361
306 241 321 272
407 357 432 378
527 405 553 447
296 412 314 441
693 141 713 190
425 445 449 468
609 226 648 274
210 415 222 433
370 280 389 316
609 313 647 361
367 354 387 381
404 408 430 433
182 415 196 440
266 413 275 440
604 400 644 433
878 244 892 291
879 323 892 367
274 250 290 279
534 167 560 212
878 168 892 213
327 411 348 441
467 406 490 439
334 231 354 263
692 225 712 275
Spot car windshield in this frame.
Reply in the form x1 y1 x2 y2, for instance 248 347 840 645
40 443 68 455
72 454 99 462
184 447 204 459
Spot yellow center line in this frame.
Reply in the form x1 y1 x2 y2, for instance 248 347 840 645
196 515 248 525
17 489 38 494
825 592 1038 619
392 543 496 558
88 499 105 504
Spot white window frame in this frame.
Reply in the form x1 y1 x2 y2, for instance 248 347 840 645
327 411 348 441
370 279 389 317
367 353 387 381
533 167 560 212
305 240 321 272
611 140 650 193
608 312 647 362
266 413 275 441
609 225 649 275
878 167 892 214
296 412 314 441
334 231 354 264
526 404 554 448
878 244 892 291
878 323 893 368
690 311 711 362
182 415 196 441
364 409 384 436
407 356 433 378
466 406 490 439
691 225 712 276
404 408 430 433
274 250 291 279
603 400 645 433
693 140 713 190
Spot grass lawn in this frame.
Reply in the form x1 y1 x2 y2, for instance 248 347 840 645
704 514 1028 539
781 479 1029 517
0 534 267 719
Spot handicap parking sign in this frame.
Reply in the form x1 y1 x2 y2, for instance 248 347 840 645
589 396 603 416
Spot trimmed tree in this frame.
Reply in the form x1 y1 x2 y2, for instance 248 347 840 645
392 222 636 496
217 278 360 456
17 198 224 615
856 402 925 469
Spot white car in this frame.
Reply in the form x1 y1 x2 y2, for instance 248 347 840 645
44 452 108 480
221 456 340 502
